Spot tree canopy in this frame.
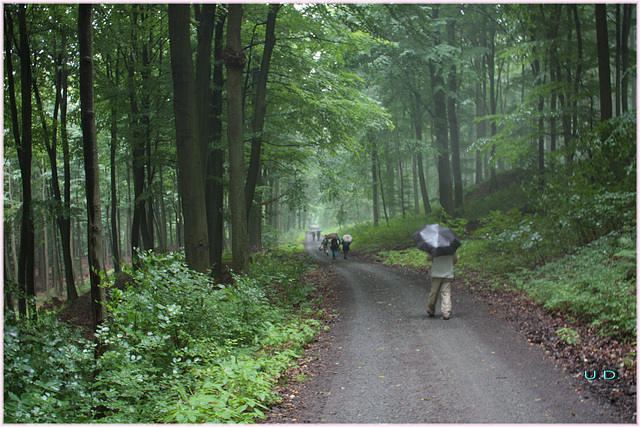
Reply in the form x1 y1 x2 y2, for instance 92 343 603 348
4 3 636 317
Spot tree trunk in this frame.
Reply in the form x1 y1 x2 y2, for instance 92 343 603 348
384 147 396 218
207 10 226 277
376 152 389 224
371 148 379 226
475 75 485 184
225 4 249 273
412 92 431 215
53 44 78 302
194 4 224 275
615 5 621 117
11 5 37 318
447 19 463 210
429 7 454 217
128 7 150 266
621 4 632 113
109 60 122 272
79 4 106 353
168 4 211 274
246 4 281 222
486 29 498 192
595 4 613 122
569 4 583 163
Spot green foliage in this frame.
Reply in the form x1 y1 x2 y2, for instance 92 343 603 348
250 246 316 307
555 327 580 346
470 209 553 270
570 110 636 192
380 248 430 269
4 249 322 423
345 212 442 249
368 164 636 344
461 171 531 222
4 317 95 423
507 229 636 342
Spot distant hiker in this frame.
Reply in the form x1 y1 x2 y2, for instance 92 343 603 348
322 236 330 257
330 236 341 260
316 230 322 241
427 252 459 320
342 239 351 259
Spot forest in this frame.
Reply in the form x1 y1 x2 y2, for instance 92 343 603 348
3 3 637 423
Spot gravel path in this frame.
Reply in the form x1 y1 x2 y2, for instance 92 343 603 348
272 236 625 423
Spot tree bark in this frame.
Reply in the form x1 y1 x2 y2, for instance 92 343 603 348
168 4 211 274
569 4 583 163
412 92 431 215
446 19 463 210
225 4 249 273
128 6 152 266
621 4 632 113
55 37 79 301
207 10 227 277
486 29 498 191
79 4 106 351
11 5 37 318
429 7 453 217
108 55 122 273
372 148 379 226
595 4 613 122
246 4 281 224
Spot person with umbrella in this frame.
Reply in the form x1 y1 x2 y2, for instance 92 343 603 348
342 234 353 259
412 224 461 320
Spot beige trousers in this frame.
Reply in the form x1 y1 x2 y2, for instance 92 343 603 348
427 277 452 317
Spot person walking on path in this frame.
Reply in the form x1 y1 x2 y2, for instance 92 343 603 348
330 236 341 260
322 236 330 257
342 239 351 259
427 252 459 320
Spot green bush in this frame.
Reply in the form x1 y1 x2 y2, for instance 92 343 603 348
507 228 636 342
4 249 323 423
4 317 95 423
380 248 430 269
345 211 443 250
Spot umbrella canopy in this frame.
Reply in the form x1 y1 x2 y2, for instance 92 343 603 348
412 224 461 257
342 234 353 242
326 233 339 239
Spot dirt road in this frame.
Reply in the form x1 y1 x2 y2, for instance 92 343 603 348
269 236 625 423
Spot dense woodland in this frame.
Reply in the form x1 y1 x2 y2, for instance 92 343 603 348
4 4 636 328
3 3 637 423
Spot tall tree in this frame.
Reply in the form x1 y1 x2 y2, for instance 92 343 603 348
10 5 37 317
106 53 122 273
446 17 463 210
207 10 227 277
412 91 431 215
225 4 249 273
429 6 454 216
595 4 613 122
168 4 211 273
78 4 106 347
245 3 281 244
620 5 633 113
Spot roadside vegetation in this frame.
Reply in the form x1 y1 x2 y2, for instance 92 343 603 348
348 115 636 345
4 247 321 423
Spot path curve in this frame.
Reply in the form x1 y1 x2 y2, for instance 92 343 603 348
275 235 623 423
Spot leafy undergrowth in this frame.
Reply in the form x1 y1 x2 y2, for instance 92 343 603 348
4 247 325 423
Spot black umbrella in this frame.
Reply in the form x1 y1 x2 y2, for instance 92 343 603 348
412 224 461 257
